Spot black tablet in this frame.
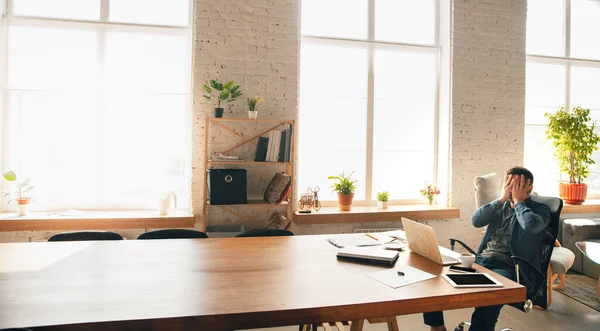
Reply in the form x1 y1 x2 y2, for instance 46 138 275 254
442 273 503 288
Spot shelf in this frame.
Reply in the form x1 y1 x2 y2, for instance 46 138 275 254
293 204 460 225
208 118 293 124
206 199 289 207
0 210 195 232
562 199 600 214
208 161 291 165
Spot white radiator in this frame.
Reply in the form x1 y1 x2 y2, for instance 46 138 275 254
354 228 402 234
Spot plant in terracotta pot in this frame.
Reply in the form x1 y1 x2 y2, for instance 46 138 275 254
2 171 34 216
545 106 600 205
328 171 357 211
247 96 264 119
377 191 389 209
202 79 242 118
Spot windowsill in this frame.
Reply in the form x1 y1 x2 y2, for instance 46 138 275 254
0 210 195 232
293 204 460 225
562 199 600 215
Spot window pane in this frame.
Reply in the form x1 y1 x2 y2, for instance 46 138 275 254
12 0 100 20
298 42 368 201
109 0 190 26
104 32 189 93
525 62 565 125
372 50 437 199
524 125 560 197
8 26 97 91
526 0 564 56
571 0 600 60
301 0 367 39
571 66 600 112
375 0 436 45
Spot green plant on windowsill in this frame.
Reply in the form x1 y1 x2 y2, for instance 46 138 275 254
377 191 389 210
3 171 34 216
328 171 357 211
202 79 242 118
545 105 600 205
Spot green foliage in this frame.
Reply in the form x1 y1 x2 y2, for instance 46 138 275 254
327 171 357 195
2 171 34 203
545 106 600 184
377 191 389 202
202 79 243 107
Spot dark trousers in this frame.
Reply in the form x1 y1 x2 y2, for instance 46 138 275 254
423 256 516 331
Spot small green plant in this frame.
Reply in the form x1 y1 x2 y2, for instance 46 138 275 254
545 106 600 184
328 171 357 195
202 80 242 108
2 171 34 203
247 96 264 111
377 191 389 202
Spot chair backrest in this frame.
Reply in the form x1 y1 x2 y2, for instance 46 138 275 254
235 229 294 238
137 229 209 240
48 231 123 242
529 195 563 309
473 172 501 208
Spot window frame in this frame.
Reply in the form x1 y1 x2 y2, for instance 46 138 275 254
299 0 443 206
526 0 600 198
0 0 194 211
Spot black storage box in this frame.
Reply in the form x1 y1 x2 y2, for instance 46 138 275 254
207 169 247 205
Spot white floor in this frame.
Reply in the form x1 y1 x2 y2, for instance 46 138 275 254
245 291 600 331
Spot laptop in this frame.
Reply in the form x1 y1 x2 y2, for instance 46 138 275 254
401 217 461 266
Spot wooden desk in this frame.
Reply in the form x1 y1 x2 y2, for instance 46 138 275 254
0 235 526 330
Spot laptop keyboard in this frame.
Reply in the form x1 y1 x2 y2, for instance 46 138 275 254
441 253 459 264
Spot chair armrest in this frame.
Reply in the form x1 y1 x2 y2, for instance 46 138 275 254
449 238 477 255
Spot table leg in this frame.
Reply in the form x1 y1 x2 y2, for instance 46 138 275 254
349 320 364 331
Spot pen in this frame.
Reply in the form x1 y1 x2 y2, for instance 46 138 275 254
397 271 405 276
327 239 343 248
365 233 378 241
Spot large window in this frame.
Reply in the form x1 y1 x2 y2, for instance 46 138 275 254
0 0 193 210
299 0 441 204
525 0 600 196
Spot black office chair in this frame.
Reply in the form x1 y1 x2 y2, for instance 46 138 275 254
48 231 123 242
235 229 294 238
1 328 32 331
450 195 563 331
137 229 209 240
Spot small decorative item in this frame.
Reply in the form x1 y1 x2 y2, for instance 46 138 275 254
159 190 177 216
420 182 440 205
328 171 357 211
2 171 34 216
202 79 242 118
247 96 264 119
298 186 321 212
545 106 600 205
377 191 389 209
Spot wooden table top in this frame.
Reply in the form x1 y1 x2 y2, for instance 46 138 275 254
0 234 526 330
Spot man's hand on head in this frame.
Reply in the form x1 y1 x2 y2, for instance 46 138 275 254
511 174 531 203
499 173 514 204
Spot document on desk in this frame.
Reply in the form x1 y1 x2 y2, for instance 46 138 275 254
367 266 436 289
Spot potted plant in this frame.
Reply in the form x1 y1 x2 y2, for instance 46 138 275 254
377 191 389 209
2 171 34 216
545 106 600 205
328 171 357 211
247 96 264 119
202 79 242 118
420 182 440 205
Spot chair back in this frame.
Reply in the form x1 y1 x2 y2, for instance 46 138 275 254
137 229 209 240
235 229 294 238
48 231 123 242
474 172 501 208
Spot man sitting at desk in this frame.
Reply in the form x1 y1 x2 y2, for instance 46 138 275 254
424 167 551 331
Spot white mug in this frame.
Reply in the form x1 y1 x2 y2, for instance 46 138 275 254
459 253 476 268
159 191 177 216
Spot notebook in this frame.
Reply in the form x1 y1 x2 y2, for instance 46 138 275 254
336 246 399 267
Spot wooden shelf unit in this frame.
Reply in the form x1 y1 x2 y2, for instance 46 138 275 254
203 118 295 231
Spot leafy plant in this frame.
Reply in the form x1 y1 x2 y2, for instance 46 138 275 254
327 171 357 195
202 80 242 108
377 191 389 202
545 106 600 184
247 96 264 111
2 171 34 203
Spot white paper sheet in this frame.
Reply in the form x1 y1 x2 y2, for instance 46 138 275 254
367 265 436 289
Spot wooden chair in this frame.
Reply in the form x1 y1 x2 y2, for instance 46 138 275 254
137 229 208 240
301 317 398 331
48 231 123 242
